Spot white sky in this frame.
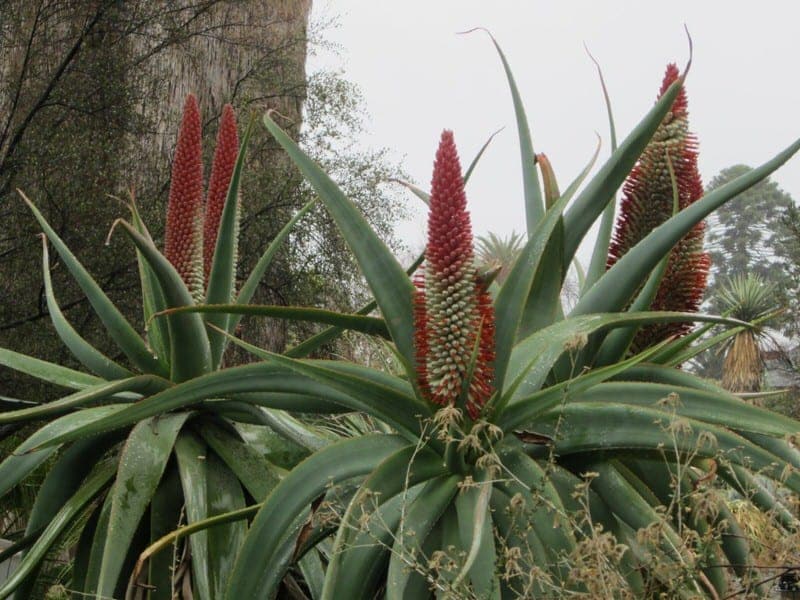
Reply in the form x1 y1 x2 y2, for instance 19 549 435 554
307 1 800 262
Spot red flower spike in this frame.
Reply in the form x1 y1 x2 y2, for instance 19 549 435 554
165 94 205 301
607 64 709 352
414 130 495 418
203 104 239 286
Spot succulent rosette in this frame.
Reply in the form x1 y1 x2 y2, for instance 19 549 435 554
2 38 800 600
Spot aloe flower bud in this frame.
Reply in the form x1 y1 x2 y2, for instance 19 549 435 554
203 104 239 286
414 130 495 419
607 64 710 352
165 94 205 301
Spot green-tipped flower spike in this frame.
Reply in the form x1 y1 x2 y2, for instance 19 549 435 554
203 103 239 287
165 93 205 302
414 130 495 419
607 64 709 352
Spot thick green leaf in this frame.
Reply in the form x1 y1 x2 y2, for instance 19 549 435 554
325 489 416 599
96 413 189 598
0 346 103 390
165 303 389 339
386 476 459 600
495 445 576 557
611 363 727 394
323 444 446 599
199 421 282 501
287 251 424 359
148 464 184 600
503 311 736 403
493 187 574 393
175 431 213 600
573 137 800 317
118 220 211 382
82 487 114 595
542 403 800 491
0 406 124 499
497 341 668 432
488 487 551 597
573 382 800 437
483 30 542 232
222 392 345 414
30 364 363 449
561 79 684 266
263 113 416 365
205 120 253 367
0 375 166 423
227 350 429 442
10 434 117 599
226 434 408 600
587 461 685 561
583 56 619 293
454 471 498 598
206 453 247 597
20 192 163 375
128 197 171 372
0 460 115 599
69 497 103 596
593 253 670 366
41 238 132 379
719 462 797 529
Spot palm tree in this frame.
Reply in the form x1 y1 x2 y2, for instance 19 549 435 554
718 274 778 393
475 231 524 284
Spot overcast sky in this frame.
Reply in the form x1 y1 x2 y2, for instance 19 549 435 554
307 1 800 261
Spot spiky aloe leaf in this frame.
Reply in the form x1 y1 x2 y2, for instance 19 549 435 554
20 192 163 375
117 220 211 381
40 237 132 379
96 413 189 598
262 112 417 367
225 434 408 600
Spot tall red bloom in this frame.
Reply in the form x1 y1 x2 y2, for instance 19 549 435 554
203 104 239 286
414 130 495 419
165 94 205 300
607 64 710 352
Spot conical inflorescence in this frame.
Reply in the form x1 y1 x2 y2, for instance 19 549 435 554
607 64 709 352
203 103 239 286
414 130 495 419
164 96 240 302
165 94 205 301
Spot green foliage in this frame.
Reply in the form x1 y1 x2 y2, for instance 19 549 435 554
705 166 796 328
4 26 800 600
0 105 343 598
217 40 800 599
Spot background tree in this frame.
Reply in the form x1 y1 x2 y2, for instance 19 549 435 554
718 274 777 393
692 166 797 380
0 1 408 394
704 165 796 326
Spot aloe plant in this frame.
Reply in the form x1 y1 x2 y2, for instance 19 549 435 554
3 38 800 599
0 97 335 599
184 44 800 598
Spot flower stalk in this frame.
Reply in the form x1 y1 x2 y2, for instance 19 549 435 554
414 130 495 419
